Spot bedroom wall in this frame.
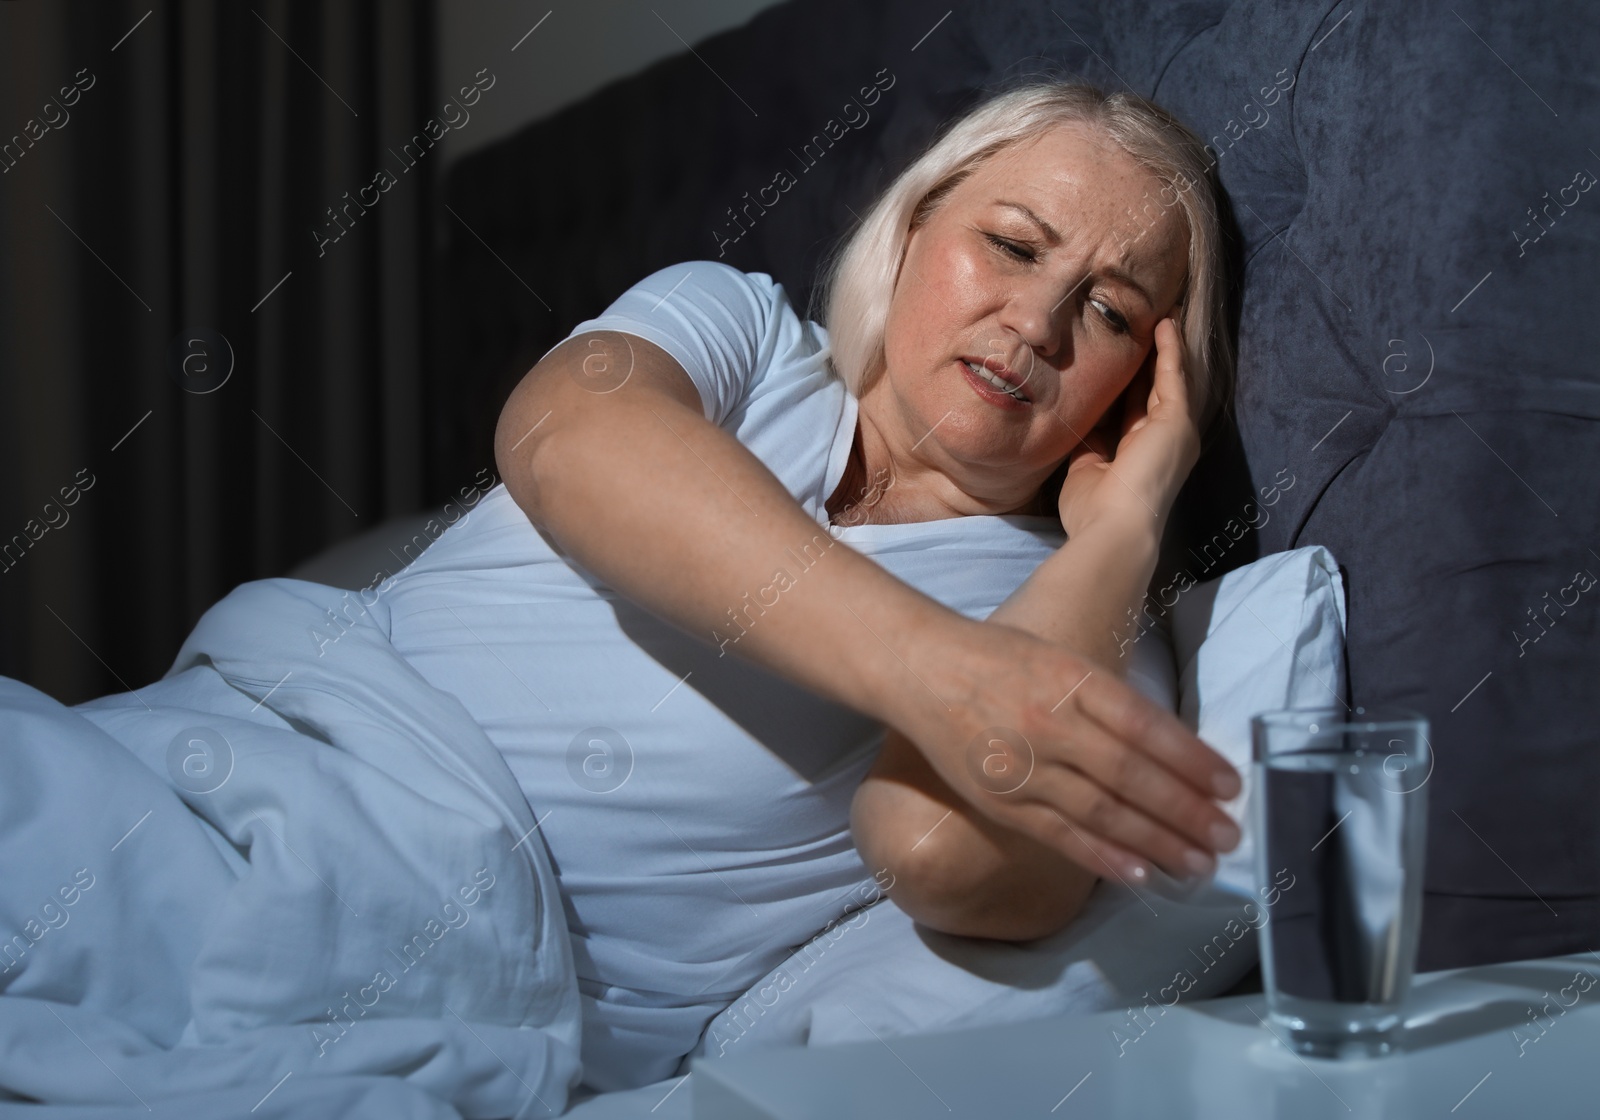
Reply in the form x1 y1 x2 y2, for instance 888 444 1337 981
436 0 789 167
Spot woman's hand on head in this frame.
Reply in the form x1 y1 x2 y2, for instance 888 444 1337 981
1055 317 1201 539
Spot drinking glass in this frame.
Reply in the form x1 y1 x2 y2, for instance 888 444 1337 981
1251 706 1430 1058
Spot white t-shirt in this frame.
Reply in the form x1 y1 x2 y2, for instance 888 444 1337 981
380 261 1144 1092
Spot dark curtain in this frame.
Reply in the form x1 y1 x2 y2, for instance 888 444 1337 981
0 0 436 704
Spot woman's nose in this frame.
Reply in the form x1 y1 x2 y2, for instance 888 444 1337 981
999 276 1078 363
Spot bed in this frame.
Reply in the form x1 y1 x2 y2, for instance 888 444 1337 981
4 0 1593 1114
291 512 1350 1114
0 487 1343 1118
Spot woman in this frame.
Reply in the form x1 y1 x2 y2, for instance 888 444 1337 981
385 80 1242 1091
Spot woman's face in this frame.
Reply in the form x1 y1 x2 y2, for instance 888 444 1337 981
874 123 1191 502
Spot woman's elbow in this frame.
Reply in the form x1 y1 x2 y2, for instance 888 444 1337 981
905 850 1095 942
493 375 552 523
855 801 1095 942
939 877 1096 943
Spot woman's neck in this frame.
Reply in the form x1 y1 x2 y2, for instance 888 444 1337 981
825 402 1054 527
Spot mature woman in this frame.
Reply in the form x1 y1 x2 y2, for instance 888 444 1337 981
385 80 1242 1092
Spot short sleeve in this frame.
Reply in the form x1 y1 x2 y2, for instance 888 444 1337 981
548 260 777 426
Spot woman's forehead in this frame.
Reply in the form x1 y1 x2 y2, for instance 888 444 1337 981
958 135 1189 266
973 126 1162 200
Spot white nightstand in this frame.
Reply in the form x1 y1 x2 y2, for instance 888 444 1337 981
682 952 1598 1118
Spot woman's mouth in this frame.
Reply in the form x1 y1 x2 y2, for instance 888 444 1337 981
958 358 1031 409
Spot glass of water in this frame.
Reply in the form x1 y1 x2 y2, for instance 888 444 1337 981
1251 706 1430 1058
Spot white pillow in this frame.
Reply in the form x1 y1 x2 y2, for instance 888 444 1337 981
1176 542 1349 899
684 545 1348 1061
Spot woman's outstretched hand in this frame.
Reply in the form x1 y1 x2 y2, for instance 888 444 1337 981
896 616 1242 888
1056 317 1201 538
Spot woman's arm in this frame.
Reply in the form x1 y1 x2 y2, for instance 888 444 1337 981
495 330 959 726
852 320 1229 941
497 327 1239 887
851 518 1171 940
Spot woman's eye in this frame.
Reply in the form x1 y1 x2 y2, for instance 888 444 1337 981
986 234 1034 262
1090 298 1130 334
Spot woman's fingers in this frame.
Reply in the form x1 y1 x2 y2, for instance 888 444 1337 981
1118 361 1154 440
1077 670 1242 802
947 667 1243 882
1023 709 1238 878
921 630 1244 888
1150 317 1192 416
1015 800 1153 885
